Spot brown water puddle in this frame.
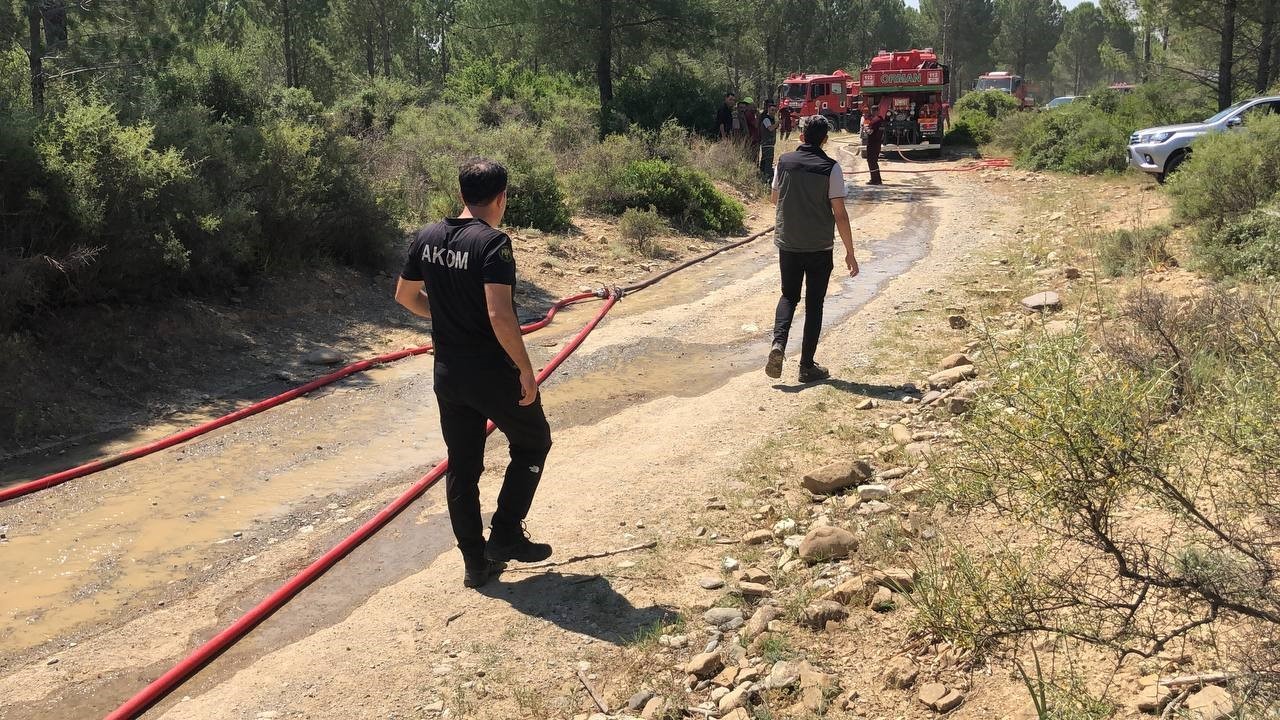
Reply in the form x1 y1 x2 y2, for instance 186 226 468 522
0 359 444 660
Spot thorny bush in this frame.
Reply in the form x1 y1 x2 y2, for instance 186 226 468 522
919 287 1280 709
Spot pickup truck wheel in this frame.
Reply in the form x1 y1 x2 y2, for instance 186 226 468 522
1162 151 1188 180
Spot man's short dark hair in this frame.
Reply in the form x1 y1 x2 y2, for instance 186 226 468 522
802 115 831 144
459 157 508 206
726 92 736 98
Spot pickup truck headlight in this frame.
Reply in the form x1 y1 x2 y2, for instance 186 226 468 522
1140 131 1174 143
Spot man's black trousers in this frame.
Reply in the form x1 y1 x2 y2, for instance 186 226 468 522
772 248 834 367
759 145 775 183
433 354 552 557
866 139 883 184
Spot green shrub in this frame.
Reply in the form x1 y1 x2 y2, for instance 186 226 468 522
614 62 726 133
385 107 571 231
615 159 744 233
476 123 572 231
995 82 1215 175
1097 226 1172 276
990 109 1038 151
690 136 765 195
442 61 597 153
1089 81 1215 132
946 111 997 145
619 206 668 257
0 46 29 111
1192 205 1280 279
1166 114 1280 225
270 86 325 124
23 96 191 290
334 77 423 136
157 44 266 123
954 89 1022 119
443 61 594 129
566 132 650 209
1012 103 1128 173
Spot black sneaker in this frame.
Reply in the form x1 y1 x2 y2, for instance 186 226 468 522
485 524 553 563
463 554 507 588
765 344 785 379
798 363 831 383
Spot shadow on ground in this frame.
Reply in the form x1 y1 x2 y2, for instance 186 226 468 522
771 378 919 401
479 572 677 644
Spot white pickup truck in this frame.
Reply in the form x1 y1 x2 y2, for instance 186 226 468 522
1128 95 1280 182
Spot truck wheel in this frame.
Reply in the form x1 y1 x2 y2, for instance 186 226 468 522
1161 151 1188 182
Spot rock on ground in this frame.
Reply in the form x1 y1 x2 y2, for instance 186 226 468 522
685 652 723 678
801 600 848 629
1185 685 1234 720
743 604 780 640
703 607 743 628
1021 291 1061 311
881 655 919 689
798 526 857 562
928 364 977 389
801 460 874 495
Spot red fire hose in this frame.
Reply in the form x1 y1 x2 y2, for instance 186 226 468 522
105 289 620 720
0 292 598 504
844 156 1012 175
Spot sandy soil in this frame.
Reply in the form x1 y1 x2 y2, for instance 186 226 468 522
0 141 1145 719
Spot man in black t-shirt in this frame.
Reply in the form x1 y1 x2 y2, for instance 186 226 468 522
716 92 736 138
396 158 553 588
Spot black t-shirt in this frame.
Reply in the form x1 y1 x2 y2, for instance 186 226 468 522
716 104 734 134
401 218 516 359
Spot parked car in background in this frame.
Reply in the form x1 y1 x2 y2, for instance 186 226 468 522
1128 95 1280 182
1045 95 1081 109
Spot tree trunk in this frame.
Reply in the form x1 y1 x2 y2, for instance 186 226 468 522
414 24 421 85
1217 0 1235 109
1142 23 1151 81
377 3 391 77
282 0 296 87
595 0 613 135
365 23 376 78
27 4 44 113
439 19 449 81
1260 0 1276 92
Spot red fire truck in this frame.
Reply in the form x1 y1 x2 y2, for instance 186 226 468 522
976 71 1035 108
859 49 950 157
778 69 860 130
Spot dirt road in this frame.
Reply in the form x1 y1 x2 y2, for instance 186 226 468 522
0 140 1021 719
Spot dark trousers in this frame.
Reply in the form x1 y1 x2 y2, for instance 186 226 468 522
433 354 552 557
772 249 834 367
866 139 883 184
760 145 775 183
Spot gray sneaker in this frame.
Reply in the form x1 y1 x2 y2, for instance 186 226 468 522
765 344 785 379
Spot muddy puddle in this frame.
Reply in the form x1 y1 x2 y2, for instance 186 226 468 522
0 358 446 661
547 181 938 430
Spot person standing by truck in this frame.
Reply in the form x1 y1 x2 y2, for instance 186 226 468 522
759 100 778 182
766 116 860 384
863 101 886 185
780 105 794 140
395 157 554 589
